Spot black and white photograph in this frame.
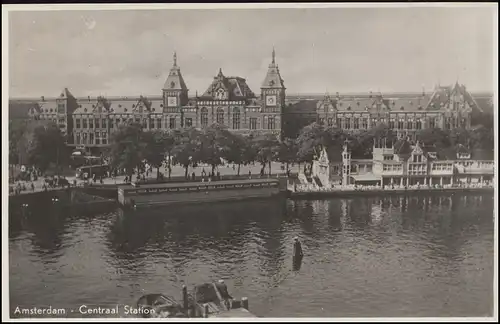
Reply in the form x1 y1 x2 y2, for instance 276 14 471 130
3 3 497 321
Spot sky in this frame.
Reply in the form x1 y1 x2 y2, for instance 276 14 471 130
7 5 496 98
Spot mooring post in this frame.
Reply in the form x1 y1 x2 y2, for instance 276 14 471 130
241 297 249 310
292 236 303 261
204 304 209 318
182 285 188 312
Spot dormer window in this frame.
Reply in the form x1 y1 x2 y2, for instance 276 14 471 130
400 106 404 110
152 108 155 112
160 104 163 107
428 152 437 159
418 106 423 110
170 81 175 88
84 108 87 112
124 108 127 112
269 80 275 86
132 104 135 108
339 102 343 107
347 106 351 111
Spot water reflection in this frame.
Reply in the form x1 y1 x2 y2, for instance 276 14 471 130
9 193 494 318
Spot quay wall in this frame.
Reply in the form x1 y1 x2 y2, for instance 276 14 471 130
9 188 116 212
128 187 281 208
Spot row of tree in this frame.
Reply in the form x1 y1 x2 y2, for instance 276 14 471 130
107 123 285 180
9 119 494 178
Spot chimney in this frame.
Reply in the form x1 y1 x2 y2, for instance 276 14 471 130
369 91 372 99
88 96 90 102
41 96 45 102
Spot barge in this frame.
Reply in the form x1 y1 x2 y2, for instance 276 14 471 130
118 178 287 208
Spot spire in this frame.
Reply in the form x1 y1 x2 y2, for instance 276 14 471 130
163 51 188 91
261 47 284 89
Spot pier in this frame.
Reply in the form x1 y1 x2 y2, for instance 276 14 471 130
118 178 288 208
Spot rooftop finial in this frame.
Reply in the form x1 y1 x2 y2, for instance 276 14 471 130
272 46 276 64
173 51 177 67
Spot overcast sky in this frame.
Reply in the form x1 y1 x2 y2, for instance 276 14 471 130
7 5 496 98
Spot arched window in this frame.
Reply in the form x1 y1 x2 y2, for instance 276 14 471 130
232 107 240 129
201 108 208 127
216 108 224 125
416 119 422 130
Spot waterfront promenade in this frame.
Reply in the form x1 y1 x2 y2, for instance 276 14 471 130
9 162 298 196
289 181 495 198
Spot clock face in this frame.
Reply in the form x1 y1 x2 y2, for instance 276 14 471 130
266 95 277 106
167 96 177 107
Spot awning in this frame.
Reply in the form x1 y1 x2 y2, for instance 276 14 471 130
351 174 381 182
72 151 82 156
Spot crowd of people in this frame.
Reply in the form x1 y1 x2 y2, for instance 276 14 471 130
292 179 494 193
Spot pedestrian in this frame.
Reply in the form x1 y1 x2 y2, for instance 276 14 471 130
31 182 35 192
217 171 221 181
100 177 104 184
191 172 196 181
248 170 251 179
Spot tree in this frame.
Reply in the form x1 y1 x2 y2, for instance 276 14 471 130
9 119 28 166
26 122 68 174
199 123 233 174
225 133 252 176
449 127 470 147
349 123 395 159
278 137 298 174
108 122 147 180
416 127 450 148
469 125 494 150
296 122 343 165
252 133 280 175
162 129 180 179
143 130 167 179
171 127 202 179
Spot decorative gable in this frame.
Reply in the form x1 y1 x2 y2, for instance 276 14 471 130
318 146 330 165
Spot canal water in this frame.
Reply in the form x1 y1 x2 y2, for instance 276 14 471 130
9 193 494 318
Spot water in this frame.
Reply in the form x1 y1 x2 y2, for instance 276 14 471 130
9 193 495 318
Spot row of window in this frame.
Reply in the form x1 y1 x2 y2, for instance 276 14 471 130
75 132 108 145
431 164 453 171
73 116 275 130
412 154 423 163
320 117 468 130
382 164 403 172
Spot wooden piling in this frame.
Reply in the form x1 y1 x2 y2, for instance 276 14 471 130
182 285 188 311
241 297 249 310
204 304 209 318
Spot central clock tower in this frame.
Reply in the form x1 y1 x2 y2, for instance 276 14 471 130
260 48 286 135
162 52 188 113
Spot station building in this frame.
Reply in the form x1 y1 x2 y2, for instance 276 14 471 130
23 49 489 152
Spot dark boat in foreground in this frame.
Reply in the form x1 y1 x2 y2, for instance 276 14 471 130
136 293 186 318
135 280 256 318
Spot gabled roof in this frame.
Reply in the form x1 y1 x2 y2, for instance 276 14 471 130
316 94 336 111
162 52 188 91
200 69 256 100
425 82 481 113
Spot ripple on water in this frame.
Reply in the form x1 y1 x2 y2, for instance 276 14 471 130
8 193 495 318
